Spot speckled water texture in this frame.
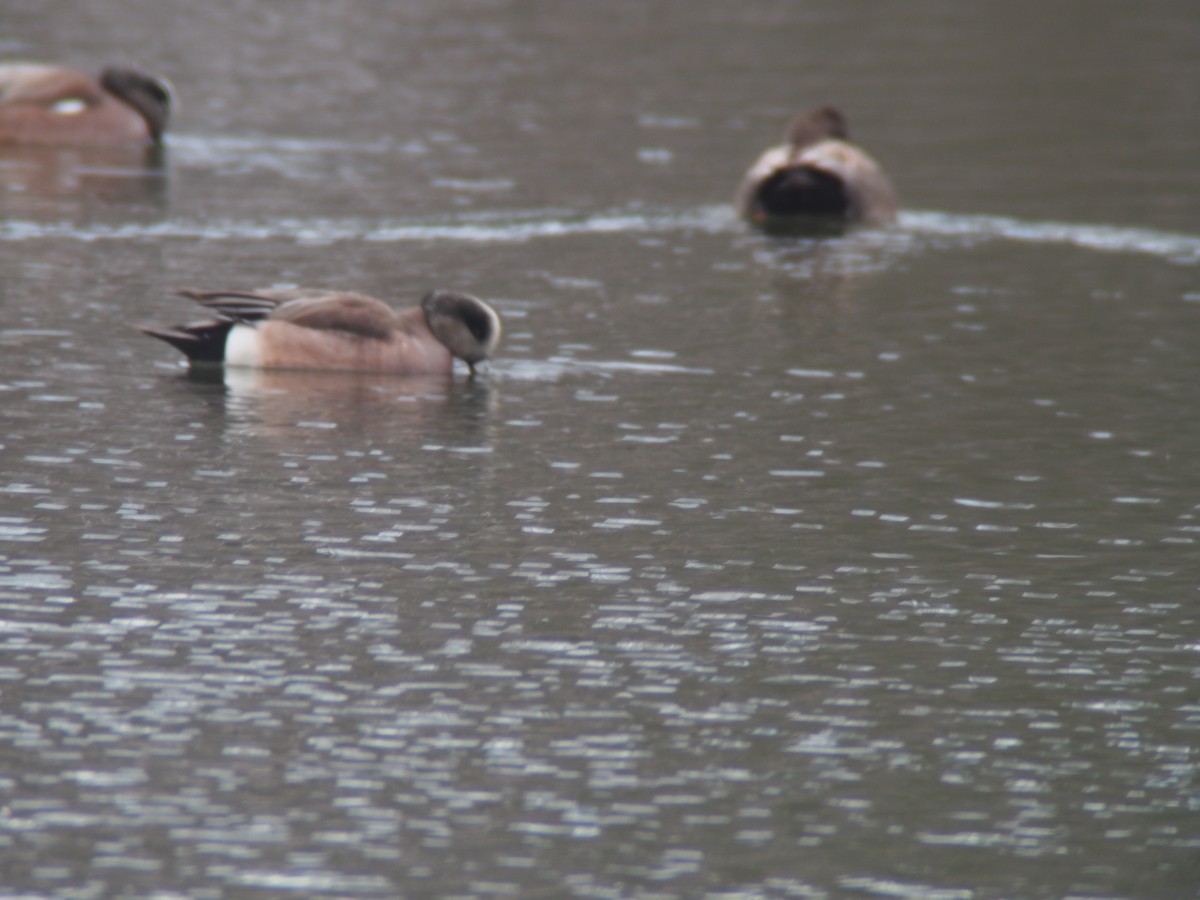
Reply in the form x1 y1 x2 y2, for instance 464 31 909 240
1 1 1198 897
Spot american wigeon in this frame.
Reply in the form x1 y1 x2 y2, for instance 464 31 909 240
735 105 897 229
0 64 171 145
138 288 503 376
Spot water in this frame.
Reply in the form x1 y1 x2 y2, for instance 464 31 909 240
1 1 1198 897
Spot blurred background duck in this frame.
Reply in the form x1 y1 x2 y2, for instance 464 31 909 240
735 105 897 230
0 63 171 145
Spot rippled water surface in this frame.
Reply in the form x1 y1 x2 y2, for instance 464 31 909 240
2 2 1198 898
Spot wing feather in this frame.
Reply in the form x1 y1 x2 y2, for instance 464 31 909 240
177 289 399 341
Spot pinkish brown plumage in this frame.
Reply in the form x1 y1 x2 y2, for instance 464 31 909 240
138 288 502 376
0 64 171 145
736 105 897 229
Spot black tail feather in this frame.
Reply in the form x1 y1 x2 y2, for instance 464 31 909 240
756 166 851 219
137 289 286 366
137 318 234 365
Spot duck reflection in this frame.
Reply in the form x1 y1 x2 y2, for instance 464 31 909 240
209 366 499 443
743 224 914 325
0 142 168 212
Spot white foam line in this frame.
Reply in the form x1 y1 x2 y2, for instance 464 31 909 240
496 358 713 381
167 133 399 155
902 211 1200 265
0 207 737 245
574 359 715 375
0 207 1195 264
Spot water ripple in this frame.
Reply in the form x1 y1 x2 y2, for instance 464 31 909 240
902 210 1200 265
0 207 736 245
1 206 1195 263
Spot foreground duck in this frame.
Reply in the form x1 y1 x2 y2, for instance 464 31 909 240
138 288 502 376
0 63 171 145
735 105 897 229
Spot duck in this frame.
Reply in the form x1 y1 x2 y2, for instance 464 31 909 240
137 288 503 376
735 105 897 229
0 63 171 145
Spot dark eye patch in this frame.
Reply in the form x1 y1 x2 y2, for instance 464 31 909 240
456 301 494 342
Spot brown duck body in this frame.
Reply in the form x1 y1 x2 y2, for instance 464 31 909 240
138 288 503 376
736 105 897 228
0 64 171 145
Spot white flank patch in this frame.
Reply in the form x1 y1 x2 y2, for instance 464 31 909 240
51 98 87 116
224 324 263 368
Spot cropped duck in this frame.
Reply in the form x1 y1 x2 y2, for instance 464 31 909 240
138 288 503 376
0 64 171 145
735 105 897 229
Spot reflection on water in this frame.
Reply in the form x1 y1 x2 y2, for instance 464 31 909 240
216 365 500 441
0 143 168 215
1 0 1199 898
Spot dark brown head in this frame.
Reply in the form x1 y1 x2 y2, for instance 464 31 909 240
99 66 172 143
420 290 502 374
786 105 848 149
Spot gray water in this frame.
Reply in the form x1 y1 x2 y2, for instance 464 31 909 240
1 2 1198 898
